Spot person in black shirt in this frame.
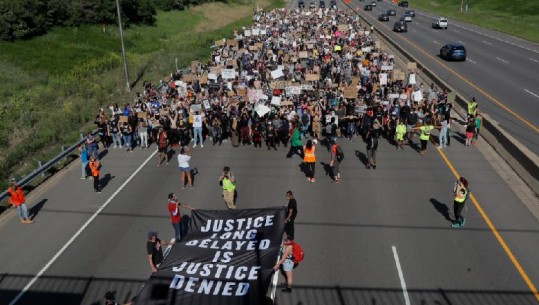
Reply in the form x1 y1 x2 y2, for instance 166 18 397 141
366 130 379 170
147 231 165 273
285 191 298 240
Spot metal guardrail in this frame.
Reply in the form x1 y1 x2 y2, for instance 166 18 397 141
0 134 88 203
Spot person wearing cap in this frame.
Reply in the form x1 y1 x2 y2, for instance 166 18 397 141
147 231 166 273
219 166 236 209
167 193 194 242
7 179 34 224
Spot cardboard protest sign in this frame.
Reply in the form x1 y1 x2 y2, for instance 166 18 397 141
407 62 417 71
221 69 236 79
190 104 202 112
227 39 238 46
182 74 195 83
237 88 248 98
255 104 270 117
159 109 169 116
199 74 208 85
375 41 381 49
137 112 147 119
255 42 263 49
299 51 308 59
208 73 218 80
381 65 393 71
269 81 291 89
391 69 405 81
305 74 320 81
215 39 225 47
344 87 357 99
338 24 348 32
447 91 456 104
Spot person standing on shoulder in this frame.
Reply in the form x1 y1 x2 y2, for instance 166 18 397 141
284 191 298 240
7 178 34 224
303 140 316 183
88 155 101 193
219 166 236 209
167 193 195 242
467 97 478 119
452 177 469 227
79 144 89 180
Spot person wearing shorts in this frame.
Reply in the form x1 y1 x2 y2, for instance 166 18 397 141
177 146 194 189
273 239 294 293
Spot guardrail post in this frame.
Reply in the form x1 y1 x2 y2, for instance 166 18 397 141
38 161 44 177
62 145 66 161
80 134 84 140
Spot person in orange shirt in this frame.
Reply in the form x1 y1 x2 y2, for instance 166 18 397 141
303 140 316 183
88 155 101 193
7 178 34 224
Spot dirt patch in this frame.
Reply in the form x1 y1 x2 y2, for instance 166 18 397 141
190 0 271 33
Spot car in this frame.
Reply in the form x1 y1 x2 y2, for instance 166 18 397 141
398 1 408 7
378 13 389 21
393 21 407 32
387 9 396 16
432 17 448 29
440 43 466 61
298 0 305 8
364 4 372 11
309 1 316 8
330 0 336 8
319 0 325 8
371 1 376 6
400 13 412 22
405 10 415 17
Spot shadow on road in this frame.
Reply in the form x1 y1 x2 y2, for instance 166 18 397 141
100 174 115 191
430 198 452 222
354 150 368 167
29 199 48 221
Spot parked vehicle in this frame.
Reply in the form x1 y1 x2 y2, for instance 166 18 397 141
432 17 448 29
440 43 466 61
393 21 407 32
378 13 389 21
387 9 396 16
371 1 376 6
398 1 408 7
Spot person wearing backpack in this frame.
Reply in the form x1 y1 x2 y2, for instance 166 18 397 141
273 238 295 293
329 139 343 183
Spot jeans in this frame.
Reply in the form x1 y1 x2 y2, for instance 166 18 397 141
111 133 122 147
16 204 29 220
139 131 148 148
81 161 88 178
122 134 132 149
172 221 181 241
193 127 203 145
439 128 447 147
87 143 98 159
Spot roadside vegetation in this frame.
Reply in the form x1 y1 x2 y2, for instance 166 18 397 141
409 0 539 42
0 0 281 192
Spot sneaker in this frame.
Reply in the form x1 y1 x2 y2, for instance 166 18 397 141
193 144 197 148
373 165 376 170
80 177 86 180
461 217 466 226
189 186 196 189
451 222 461 228
201 144 204 148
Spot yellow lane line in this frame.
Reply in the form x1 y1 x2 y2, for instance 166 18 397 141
366 12 539 133
436 148 539 302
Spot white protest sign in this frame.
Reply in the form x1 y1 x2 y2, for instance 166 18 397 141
221 69 236 79
255 104 271 117
285 86 301 95
271 69 284 79
381 65 393 71
208 73 218 80
271 96 282 106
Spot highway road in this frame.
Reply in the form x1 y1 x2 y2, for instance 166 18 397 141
1 3 539 305
357 0 539 155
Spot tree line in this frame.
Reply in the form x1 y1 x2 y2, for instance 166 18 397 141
0 0 224 41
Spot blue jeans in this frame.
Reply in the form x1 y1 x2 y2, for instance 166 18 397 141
122 134 132 148
87 143 98 159
111 133 122 147
81 161 88 178
16 204 29 220
193 127 203 145
172 221 181 241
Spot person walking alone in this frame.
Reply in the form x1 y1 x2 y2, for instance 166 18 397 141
79 144 89 179
219 166 236 209
7 178 34 224
452 177 469 227
286 124 304 159
284 191 298 240
366 130 378 169
88 155 101 193
329 139 342 183
303 140 316 183
177 146 195 189
167 193 194 242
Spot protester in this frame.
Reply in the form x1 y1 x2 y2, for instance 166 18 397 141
147 231 166 273
219 166 236 209
88 155 101 193
7 178 34 224
177 146 195 189
86 132 99 159
303 139 316 183
167 193 195 242
192 111 204 148
156 127 169 166
329 139 341 182
416 120 434 155
286 124 303 159
284 191 298 240
452 177 469 227
79 144 89 180
395 119 406 150
273 237 294 293
366 130 379 169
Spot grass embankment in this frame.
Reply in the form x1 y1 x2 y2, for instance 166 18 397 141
0 0 283 192
409 0 539 43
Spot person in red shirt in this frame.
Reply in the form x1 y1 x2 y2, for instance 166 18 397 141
7 178 34 224
167 193 194 242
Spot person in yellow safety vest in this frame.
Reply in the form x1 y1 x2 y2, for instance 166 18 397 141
7 178 34 224
219 166 236 209
467 97 478 118
414 120 434 155
395 119 406 150
452 177 469 228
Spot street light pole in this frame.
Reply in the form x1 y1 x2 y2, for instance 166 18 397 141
115 0 131 92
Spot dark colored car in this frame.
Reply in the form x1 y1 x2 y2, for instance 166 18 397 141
400 13 412 22
398 1 408 7
440 43 467 61
378 13 389 21
298 0 305 8
319 0 325 8
309 1 316 8
330 0 336 8
387 9 396 16
405 9 415 17
364 4 372 11
393 21 407 32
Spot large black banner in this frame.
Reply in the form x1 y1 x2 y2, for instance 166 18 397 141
135 207 286 305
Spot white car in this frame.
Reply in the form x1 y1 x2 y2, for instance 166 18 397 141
432 17 448 29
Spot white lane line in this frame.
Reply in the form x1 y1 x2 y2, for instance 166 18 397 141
482 40 492 45
496 57 509 64
525 89 539 99
392 246 411 305
433 40 440 45
467 58 476 64
453 29 460 33
412 29 417 33
458 40 464 44
8 149 158 305
530 58 539 63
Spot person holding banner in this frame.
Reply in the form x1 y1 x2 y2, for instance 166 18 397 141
167 193 195 242
273 238 294 293
219 166 236 209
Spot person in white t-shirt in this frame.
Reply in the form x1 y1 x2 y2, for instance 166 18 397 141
192 111 204 148
177 146 194 189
